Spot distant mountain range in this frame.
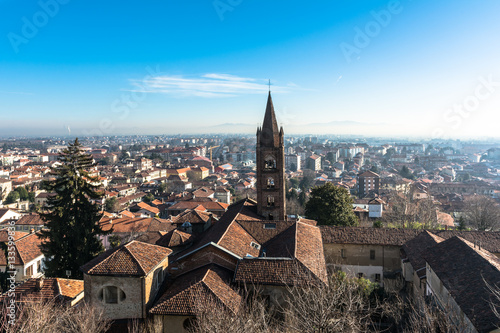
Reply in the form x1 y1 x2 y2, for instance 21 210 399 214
201 120 390 135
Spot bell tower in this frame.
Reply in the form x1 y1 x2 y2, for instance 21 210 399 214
256 92 286 221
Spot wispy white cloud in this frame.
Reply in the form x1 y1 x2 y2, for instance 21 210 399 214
128 73 291 97
335 75 343 84
0 91 33 95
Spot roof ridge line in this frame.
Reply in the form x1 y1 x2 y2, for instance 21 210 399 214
216 200 247 246
293 222 298 258
55 278 62 297
15 233 41 265
458 236 500 272
124 241 147 275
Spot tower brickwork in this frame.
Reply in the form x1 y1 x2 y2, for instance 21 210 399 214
256 92 286 220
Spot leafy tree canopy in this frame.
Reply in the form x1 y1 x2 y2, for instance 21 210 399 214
305 182 358 226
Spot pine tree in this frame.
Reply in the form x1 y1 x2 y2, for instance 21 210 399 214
39 138 110 278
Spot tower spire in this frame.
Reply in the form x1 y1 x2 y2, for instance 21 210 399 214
256 92 286 221
260 91 279 147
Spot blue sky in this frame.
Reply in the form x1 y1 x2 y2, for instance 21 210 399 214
1 0 500 138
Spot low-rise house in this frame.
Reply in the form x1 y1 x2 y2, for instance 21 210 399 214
0 232 45 282
81 241 172 320
0 208 22 223
34 192 54 207
130 202 160 218
321 227 421 285
150 264 241 331
214 187 231 204
0 277 84 307
12 213 46 232
167 201 228 217
98 216 175 249
150 198 326 333
0 178 12 202
401 231 444 295
425 237 500 332
189 166 209 181
169 209 215 234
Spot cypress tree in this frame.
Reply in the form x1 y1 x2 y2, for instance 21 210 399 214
39 138 110 278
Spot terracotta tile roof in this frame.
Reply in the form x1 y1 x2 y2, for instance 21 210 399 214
217 221 260 258
150 264 241 316
156 229 195 248
424 237 500 332
168 201 228 212
0 232 44 265
81 240 172 276
234 258 322 286
321 226 422 246
434 230 500 254
174 199 260 260
119 210 135 218
322 227 500 254
295 222 328 284
170 209 212 225
401 231 444 278
0 229 28 242
191 187 214 198
135 202 160 214
99 217 174 234
0 278 83 304
133 231 167 245
237 220 295 245
16 213 45 226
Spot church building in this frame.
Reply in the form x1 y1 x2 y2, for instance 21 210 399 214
256 92 286 221
80 93 327 333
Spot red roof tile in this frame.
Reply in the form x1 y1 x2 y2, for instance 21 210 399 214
81 241 172 276
150 264 241 316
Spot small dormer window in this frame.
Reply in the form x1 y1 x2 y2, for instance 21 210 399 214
250 242 261 250
264 223 276 229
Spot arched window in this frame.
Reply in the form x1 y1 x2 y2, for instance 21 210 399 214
264 156 276 169
267 178 275 189
98 286 126 304
267 196 275 207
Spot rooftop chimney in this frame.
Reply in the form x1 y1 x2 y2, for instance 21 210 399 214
35 278 44 291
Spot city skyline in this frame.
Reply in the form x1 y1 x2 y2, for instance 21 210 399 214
1 0 500 138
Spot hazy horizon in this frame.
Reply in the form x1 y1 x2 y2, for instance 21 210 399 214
2 1 500 139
